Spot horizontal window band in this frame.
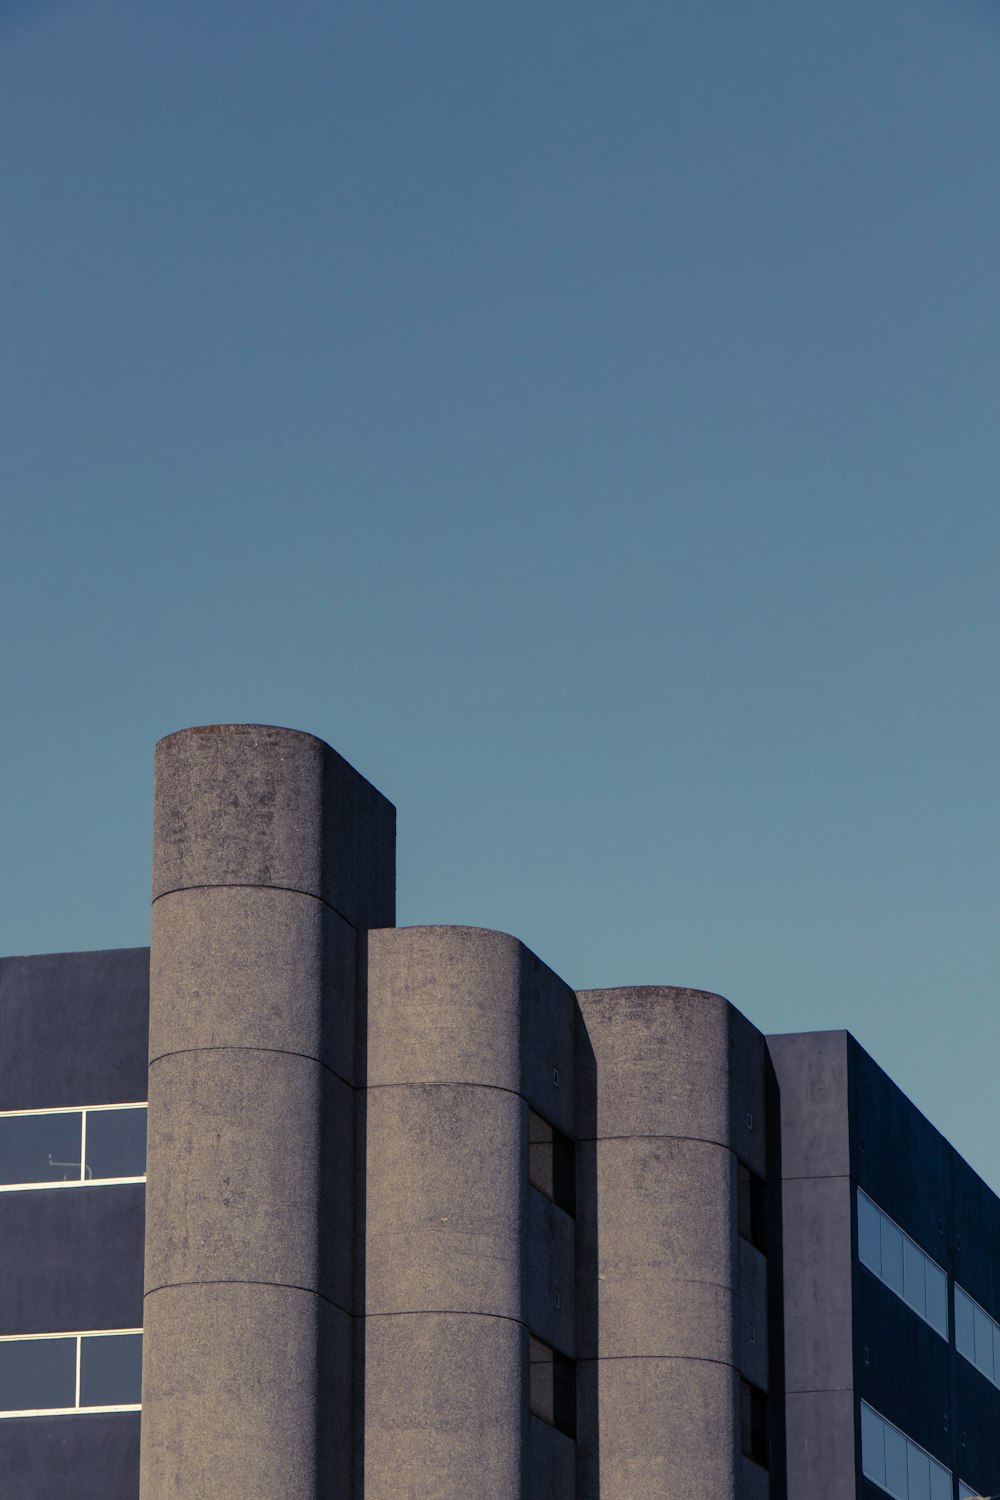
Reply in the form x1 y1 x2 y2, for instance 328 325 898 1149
0 1330 142 1343
0 1177 145 1194
0 1103 147 1118
0 1404 141 1420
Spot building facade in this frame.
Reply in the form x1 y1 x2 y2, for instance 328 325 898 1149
0 723 998 1500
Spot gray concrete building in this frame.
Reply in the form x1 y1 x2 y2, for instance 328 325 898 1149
1 723 999 1500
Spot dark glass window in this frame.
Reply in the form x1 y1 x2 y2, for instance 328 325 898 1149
737 1161 767 1253
85 1108 147 1180
80 1333 143 1407
529 1336 575 1437
528 1110 575 1216
740 1378 769 1468
0 1338 76 1412
0 1113 82 1186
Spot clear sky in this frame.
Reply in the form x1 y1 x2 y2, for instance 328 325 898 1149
2 0 999 1183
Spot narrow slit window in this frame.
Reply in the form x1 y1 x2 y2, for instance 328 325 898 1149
529 1335 575 1438
740 1378 769 1468
528 1109 575 1216
737 1162 767 1254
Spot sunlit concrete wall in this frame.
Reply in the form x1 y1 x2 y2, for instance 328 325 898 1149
141 724 394 1500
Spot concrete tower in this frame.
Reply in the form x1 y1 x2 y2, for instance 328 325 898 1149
140 725 394 1500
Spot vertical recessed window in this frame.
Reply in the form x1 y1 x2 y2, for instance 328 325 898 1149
737 1162 767 1254
529 1336 575 1437
740 1378 769 1468
528 1110 575 1217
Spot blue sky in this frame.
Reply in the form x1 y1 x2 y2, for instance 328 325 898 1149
2 0 999 1183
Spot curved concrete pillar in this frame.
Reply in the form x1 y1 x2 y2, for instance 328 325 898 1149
363 927 577 1500
141 724 394 1500
575 985 768 1500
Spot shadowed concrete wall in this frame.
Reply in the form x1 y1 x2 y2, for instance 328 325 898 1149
142 724 394 1500
766 1031 854 1500
363 926 577 1500
575 986 769 1500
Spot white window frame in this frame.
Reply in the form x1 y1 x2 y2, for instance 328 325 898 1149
860 1400 952 1500
857 1188 949 1339
0 1103 147 1192
955 1283 1000 1391
0 1328 142 1418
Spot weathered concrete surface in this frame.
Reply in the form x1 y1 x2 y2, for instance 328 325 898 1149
144 723 395 1500
363 1311 524 1500
139 1283 351 1500
365 926 574 1135
364 1081 523 1319
577 985 770 1500
150 887 357 1081
152 723 395 928
364 926 578 1500
144 1048 353 1308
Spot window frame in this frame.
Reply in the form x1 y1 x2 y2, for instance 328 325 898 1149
0 1329 143 1418
860 1400 951 1500
737 1161 767 1254
739 1377 769 1469
528 1108 576 1218
528 1334 576 1438
0 1102 147 1192
856 1189 948 1340
955 1283 1000 1391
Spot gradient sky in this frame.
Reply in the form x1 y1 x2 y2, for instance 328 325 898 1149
2 0 999 1184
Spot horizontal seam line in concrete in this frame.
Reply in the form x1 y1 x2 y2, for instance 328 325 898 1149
785 1385 856 1395
148 1046 351 1090
364 1309 527 1329
578 1132 735 1149
151 882 358 931
779 1172 852 1183
144 1280 350 1317
365 1080 524 1100
576 1354 741 1370
593 1275 737 1295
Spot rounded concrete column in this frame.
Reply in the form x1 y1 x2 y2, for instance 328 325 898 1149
141 724 394 1500
363 926 577 1500
575 986 765 1500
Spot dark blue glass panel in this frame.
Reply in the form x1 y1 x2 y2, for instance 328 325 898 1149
79 1334 142 1407
84 1109 147 1180
0 1338 76 1412
0 1114 82 1186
